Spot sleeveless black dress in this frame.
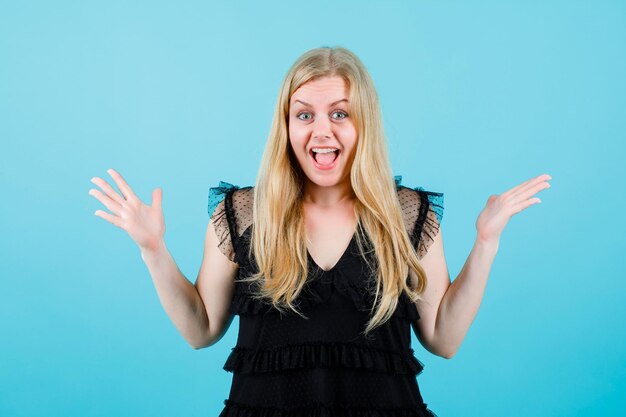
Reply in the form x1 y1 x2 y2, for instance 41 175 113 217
207 175 444 417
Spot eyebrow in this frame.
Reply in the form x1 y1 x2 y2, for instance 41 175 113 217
293 98 348 107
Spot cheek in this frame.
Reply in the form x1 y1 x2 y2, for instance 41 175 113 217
288 140 304 162
338 123 358 143
289 125 308 148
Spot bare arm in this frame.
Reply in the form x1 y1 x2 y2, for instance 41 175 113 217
142 220 238 349
411 234 497 359
90 168 238 350
412 174 551 358
141 241 211 349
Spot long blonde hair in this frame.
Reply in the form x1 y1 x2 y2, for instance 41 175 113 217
241 46 430 336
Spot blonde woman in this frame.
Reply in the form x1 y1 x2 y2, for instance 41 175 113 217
89 47 551 416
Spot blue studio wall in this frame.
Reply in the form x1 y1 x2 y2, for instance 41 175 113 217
1 1 624 416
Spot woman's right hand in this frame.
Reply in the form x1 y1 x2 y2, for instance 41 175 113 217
89 168 165 253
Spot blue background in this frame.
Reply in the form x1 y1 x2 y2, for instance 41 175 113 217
1 1 625 416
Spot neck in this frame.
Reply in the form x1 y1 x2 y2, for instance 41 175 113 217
302 178 355 207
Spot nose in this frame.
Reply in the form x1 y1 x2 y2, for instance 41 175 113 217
312 114 332 140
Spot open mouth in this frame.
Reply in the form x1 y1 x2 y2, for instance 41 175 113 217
309 148 340 168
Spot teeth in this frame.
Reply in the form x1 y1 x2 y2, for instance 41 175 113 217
312 148 338 154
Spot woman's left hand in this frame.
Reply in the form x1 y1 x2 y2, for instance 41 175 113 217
475 173 552 246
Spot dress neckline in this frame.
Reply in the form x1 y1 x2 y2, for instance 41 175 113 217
306 231 356 274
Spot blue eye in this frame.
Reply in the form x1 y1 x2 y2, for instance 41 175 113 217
296 111 348 121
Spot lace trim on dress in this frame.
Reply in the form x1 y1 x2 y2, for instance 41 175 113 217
208 181 254 263
394 175 444 260
208 181 241 262
219 398 438 417
223 341 424 376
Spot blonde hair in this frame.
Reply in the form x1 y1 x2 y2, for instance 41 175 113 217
241 46 430 336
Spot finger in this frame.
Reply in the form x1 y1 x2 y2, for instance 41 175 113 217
107 168 138 202
511 174 551 199
94 209 124 228
509 197 541 215
152 188 162 209
89 188 123 215
503 173 551 198
91 176 126 206
509 178 551 206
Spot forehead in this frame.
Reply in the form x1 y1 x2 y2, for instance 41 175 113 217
290 76 348 104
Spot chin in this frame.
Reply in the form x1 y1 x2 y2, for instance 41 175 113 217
307 172 344 185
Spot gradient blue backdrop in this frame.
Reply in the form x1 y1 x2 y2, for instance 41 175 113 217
1 1 624 416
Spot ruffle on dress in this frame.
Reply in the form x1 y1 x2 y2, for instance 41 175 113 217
208 180 241 218
299 265 421 322
394 175 444 260
394 175 444 224
219 399 438 417
229 286 271 316
223 341 424 376
228 260 420 323
208 181 245 263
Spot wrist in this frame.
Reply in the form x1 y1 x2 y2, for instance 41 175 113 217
475 236 499 253
140 238 168 261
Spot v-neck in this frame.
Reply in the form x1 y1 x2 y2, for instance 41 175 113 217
306 231 356 273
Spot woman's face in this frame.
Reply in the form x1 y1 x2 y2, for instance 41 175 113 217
288 75 357 188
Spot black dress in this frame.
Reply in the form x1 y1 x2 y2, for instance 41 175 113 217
207 175 444 417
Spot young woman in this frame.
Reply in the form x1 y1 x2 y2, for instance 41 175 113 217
89 47 551 416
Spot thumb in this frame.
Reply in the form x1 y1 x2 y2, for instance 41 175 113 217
152 187 163 208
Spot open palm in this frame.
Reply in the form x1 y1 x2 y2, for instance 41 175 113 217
89 168 165 252
476 173 552 244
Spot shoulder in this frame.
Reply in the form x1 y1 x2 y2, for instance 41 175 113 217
394 175 445 259
397 186 444 224
208 181 255 239
230 186 255 215
394 175 444 224
207 181 255 263
208 181 254 217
